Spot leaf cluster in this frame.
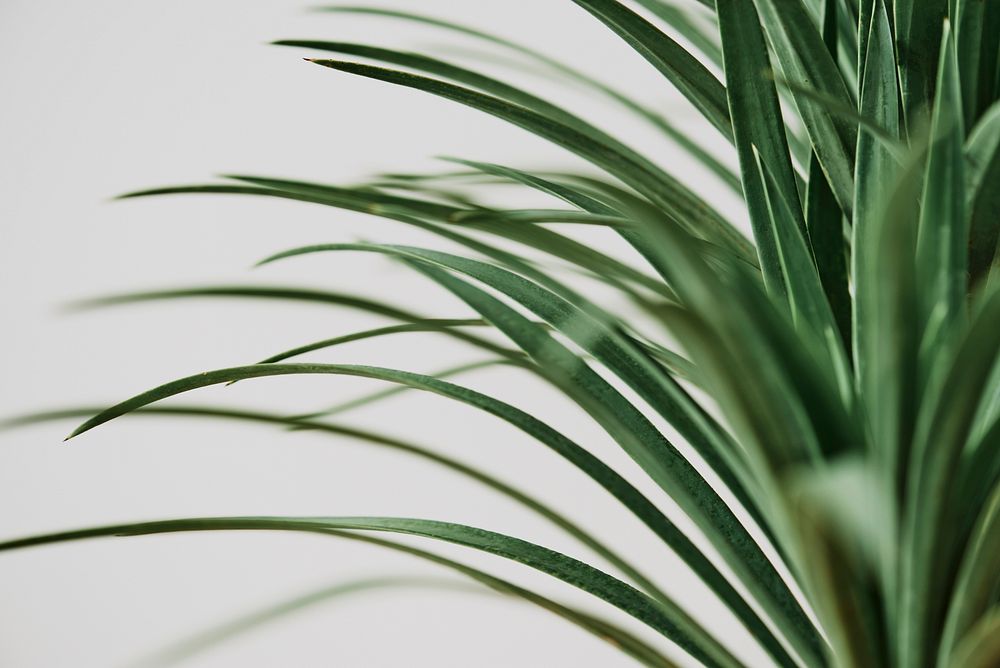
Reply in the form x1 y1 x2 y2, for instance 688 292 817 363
5 2 1000 666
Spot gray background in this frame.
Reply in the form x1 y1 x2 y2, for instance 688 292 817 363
1 1 767 666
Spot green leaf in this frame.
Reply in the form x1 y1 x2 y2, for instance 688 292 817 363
755 151 856 418
251 320 496 364
428 158 674 299
118 181 457 222
894 0 949 123
70 284 422 321
119 178 643 308
140 557 676 668
914 20 967 389
835 0 859 89
945 610 1000 668
435 157 687 297
62 321 790 668
569 0 733 141
966 102 1000 286
302 59 754 262
632 0 723 69
953 0 987 128
132 577 480 668
752 146 850 385
233 174 654 305
65 362 734 571
804 0 851 352
849 1 913 642
618 214 836 666
7 403 673 613
343 161 699 384
769 73 901 151
57 362 764 661
438 158 620 216
68 284 533 373
783 459 887 668
274 40 622 143
452 208 633 228
435 157 700 304
0 516 738 668
851 0 910 489
259 242 761 526
259 242 810 668
716 0 800 300
938 484 1000 666
968 2 1000 121
804 156 850 352
751 0 858 216
290 359 521 420
315 6 741 192
900 286 1000 667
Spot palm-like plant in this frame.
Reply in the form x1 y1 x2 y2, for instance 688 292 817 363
5 1 1000 666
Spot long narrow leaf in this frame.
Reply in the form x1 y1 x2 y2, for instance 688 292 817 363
966 102 1000 286
7 404 673 609
303 59 754 262
317 4 736 188
751 0 858 215
0 517 739 668
569 0 733 141
716 0 798 300
259 242 809 668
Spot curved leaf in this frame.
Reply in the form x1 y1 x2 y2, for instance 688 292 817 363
0 517 738 668
259 243 806 668
252 319 492 364
60 357 791 667
569 0 732 141
751 0 858 215
6 404 668 610
901 285 1000 667
132 577 478 668
913 21 968 390
303 58 754 262
316 6 740 191
716 0 798 300
967 102 1000 285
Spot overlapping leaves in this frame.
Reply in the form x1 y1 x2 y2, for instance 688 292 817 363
5 2 1000 667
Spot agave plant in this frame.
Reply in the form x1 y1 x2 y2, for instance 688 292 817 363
5 1 1000 666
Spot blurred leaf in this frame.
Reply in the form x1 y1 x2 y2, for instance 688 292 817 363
966 102 1000 286
914 21 967 391
895 0 948 123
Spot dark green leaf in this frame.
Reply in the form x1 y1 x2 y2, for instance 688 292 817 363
570 0 733 141
7 404 672 611
914 21 967 390
303 59 754 262
0 516 738 668
894 0 948 123
716 0 800 300
751 0 858 215
966 102 1000 286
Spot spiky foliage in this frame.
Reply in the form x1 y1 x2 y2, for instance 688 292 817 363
5 1 1000 666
